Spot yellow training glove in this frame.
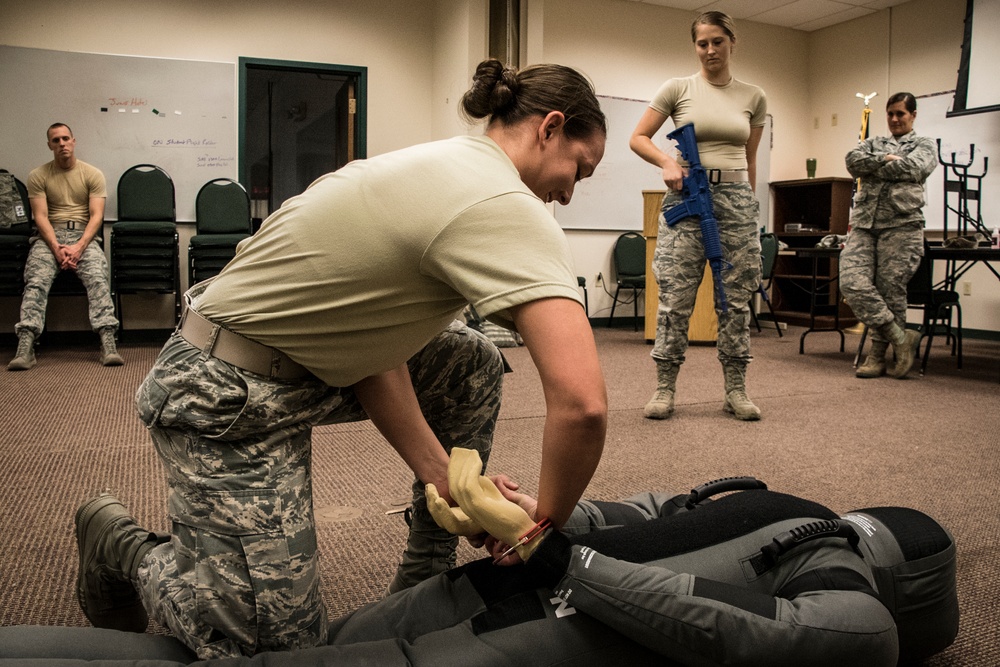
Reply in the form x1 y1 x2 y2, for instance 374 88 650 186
448 448 544 561
426 482 484 537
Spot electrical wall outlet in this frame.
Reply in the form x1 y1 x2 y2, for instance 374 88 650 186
962 281 972 296
595 272 603 286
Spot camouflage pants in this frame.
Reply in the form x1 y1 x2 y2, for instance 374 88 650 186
651 182 761 367
15 229 118 336
134 319 503 658
840 223 923 343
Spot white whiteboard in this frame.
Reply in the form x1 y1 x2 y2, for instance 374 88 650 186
554 94 771 232
0 46 236 222
966 0 1000 111
918 91 999 230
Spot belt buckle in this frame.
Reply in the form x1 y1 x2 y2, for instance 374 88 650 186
707 169 722 185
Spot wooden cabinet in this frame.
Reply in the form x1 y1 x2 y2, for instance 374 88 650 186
769 177 857 327
642 190 718 344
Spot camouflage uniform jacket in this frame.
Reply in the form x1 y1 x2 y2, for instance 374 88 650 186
845 131 937 230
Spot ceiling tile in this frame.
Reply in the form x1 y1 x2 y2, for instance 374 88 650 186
633 0 710 9
794 5 878 30
860 0 913 9
627 0 913 31
744 0 857 28
710 0 797 20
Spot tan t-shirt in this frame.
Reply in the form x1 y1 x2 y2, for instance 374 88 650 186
27 160 106 222
650 74 767 170
197 135 582 386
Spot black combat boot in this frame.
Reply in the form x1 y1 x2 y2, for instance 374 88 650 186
75 494 161 632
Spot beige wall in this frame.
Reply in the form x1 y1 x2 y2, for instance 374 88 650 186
3 0 994 333
807 0 966 180
0 0 440 158
546 0 993 331
540 0 811 319
802 0 998 332
0 0 451 330
539 0 810 181
431 0 488 141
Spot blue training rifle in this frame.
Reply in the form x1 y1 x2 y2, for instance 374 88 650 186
663 123 731 313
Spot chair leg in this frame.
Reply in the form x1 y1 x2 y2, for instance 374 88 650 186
114 290 123 333
955 304 963 370
853 325 869 368
920 311 939 377
632 288 639 332
759 285 782 338
173 243 182 325
608 286 620 328
749 296 762 333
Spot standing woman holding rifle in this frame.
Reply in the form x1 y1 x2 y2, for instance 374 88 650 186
630 10 767 421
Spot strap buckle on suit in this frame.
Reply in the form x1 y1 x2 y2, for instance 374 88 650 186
706 169 750 184
177 306 311 381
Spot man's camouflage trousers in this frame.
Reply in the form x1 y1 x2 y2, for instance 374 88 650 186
16 229 118 335
650 182 761 367
134 315 503 658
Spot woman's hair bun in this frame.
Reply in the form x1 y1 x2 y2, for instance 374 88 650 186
461 59 518 121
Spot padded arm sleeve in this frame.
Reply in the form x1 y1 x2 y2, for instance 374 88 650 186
550 547 899 667
562 492 688 536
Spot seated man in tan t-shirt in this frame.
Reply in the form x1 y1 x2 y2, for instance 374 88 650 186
8 123 122 371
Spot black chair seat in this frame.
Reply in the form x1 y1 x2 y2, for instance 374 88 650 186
618 275 645 288
0 234 29 250
190 233 249 249
0 222 31 236
111 220 177 235
190 250 238 263
114 247 177 259
116 262 175 273
114 281 177 293
928 290 960 306
192 257 233 267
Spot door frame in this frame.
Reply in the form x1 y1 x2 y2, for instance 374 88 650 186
237 57 368 193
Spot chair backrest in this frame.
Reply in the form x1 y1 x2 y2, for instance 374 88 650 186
760 232 778 280
613 232 646 279
195 178 251 234
117 164 175 222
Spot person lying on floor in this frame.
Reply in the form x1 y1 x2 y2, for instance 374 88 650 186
0 452 957 666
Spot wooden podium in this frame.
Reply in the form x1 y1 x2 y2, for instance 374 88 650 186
642 190 719 344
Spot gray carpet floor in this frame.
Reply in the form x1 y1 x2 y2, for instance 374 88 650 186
0 324 997 665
